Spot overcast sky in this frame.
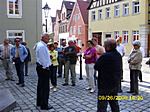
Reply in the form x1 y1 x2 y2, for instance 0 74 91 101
43 0 76 17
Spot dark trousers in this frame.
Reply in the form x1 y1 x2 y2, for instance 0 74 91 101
50 65 57 87
130 70 140 94
36 65 50 108
97 89 120 112
139 70 142 81
15 58 24 84
24 61 29 76
58 58 65 77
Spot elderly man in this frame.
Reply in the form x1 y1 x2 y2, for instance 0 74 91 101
62 40 77 86
128 40 142 95
36 34 53 110
94 38 122 112
0 38 14 81
11 38 28 87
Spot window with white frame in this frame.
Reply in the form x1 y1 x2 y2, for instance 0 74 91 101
133 31 139 41
7 30 24 44
133 2 140 14
78 26 82 35
114 31 120 39
98 9 102 19
7 0 22 18
123 3 129 16
91 11 96 21
122 31 128 44
114 5 120 17
73 26 76 35
106 7 110 18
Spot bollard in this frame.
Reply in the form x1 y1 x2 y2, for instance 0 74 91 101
79 53 83 80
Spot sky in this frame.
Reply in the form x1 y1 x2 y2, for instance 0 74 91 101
43 0 76 17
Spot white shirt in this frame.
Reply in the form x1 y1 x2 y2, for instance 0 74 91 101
116 44 125 57
36 41 51 68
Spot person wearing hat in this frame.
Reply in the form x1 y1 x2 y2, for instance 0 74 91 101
127 40 142 95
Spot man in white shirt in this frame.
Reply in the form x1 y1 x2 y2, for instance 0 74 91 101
36 34 53 110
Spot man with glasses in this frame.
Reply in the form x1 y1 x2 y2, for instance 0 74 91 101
11 38 28 87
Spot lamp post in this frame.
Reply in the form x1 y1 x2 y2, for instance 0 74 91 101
42 3 50 33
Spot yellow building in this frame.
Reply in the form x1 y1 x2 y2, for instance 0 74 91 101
88 0 150 56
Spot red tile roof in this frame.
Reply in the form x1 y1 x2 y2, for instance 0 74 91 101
77 0 89 24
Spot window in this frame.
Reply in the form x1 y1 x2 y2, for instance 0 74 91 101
91 11 96 21
133 31 139 41
106 7 110 18
73 26 76 35
122 31 128 44
98 9 102 19
114 5 120 17
133 2 140 14
123 3 129 16
7 30 24 44
7 0 22 18
78 26 82 35
114 31 120 39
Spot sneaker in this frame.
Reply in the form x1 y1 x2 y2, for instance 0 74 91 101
90 89 95 93
53 88 57 92
85 87 91 90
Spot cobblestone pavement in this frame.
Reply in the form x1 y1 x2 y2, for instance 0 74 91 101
0 57 150 112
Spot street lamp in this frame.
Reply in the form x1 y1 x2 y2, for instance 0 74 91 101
42 3 51 33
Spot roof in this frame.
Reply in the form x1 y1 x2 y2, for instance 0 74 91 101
78 0 89 24
56 10 61 19
63 1 75 10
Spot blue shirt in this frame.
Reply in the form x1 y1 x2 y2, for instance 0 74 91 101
11 44 28 62
36 41 52 68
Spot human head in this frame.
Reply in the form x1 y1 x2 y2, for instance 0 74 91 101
3 38 9 45
104 38 117 52
61 40 66 47
14 37 21 47
54 42 58 48
41 33 50 44
48 43 55 51
68 40 74 46
92 37 98 46
132 40 141 50
116 37 121 45
87 40 94 48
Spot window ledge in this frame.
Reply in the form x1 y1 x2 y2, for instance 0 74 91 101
7 14 22 19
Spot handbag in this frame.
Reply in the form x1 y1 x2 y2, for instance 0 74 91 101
146 59 150 65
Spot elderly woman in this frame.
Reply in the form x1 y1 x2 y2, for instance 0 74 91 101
83 40 97 93
128 40 142 95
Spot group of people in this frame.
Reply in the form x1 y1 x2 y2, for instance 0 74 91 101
0 38 31 87
0 34 145 111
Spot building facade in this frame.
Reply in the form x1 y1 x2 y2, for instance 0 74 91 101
68 0 89 50
88 0 150 56
58 1 75 45
0 0 42 60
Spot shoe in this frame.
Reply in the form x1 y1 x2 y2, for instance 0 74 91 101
140 80 143 82
90 89 95 93
86 87 91 90
41 106 53 110
16 83 21 85
53 88 57 92
71 84 75 86
25 74 28 76
57 75 62 78
62 83 68 86
5 78 10 80
127 91 134 93
50 86 54 89
121 79 124 82
132 93 138 95
19 84 25 87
